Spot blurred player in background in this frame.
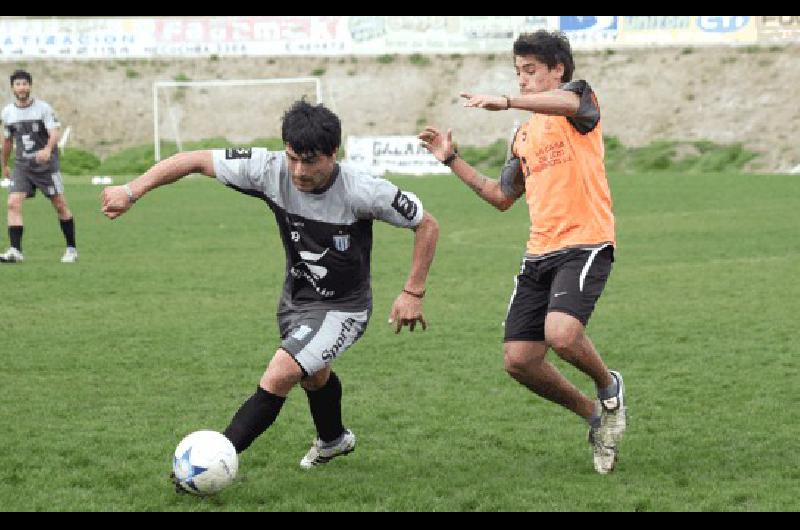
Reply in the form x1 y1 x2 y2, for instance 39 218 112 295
1 70 77 263
102 100 439 477
419 30 626 474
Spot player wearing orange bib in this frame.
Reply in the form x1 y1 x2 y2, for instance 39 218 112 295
419 30 626 474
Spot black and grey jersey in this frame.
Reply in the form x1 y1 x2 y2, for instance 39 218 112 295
212 148 424 312
1 99 61 174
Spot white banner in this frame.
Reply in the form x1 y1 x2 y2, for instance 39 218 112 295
345 136 451 176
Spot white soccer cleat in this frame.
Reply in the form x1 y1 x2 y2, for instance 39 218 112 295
300 429 356 469
589 370 626 474
0 247 24 263
61 247 78 263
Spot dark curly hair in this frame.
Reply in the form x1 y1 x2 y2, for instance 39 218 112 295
281 99 341 157
10 69 32 86
513 30 574 82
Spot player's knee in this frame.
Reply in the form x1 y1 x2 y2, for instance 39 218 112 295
260 350 303 392
7 195 22 211
503 349 530 379
547 328 582 358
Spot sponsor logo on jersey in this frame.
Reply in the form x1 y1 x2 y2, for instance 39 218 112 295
333 234 350 252
225 147 252 159
391 189 418 221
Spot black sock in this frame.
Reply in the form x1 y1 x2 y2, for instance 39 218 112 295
9 225 22 251
305 371 345 444
222 386 286 454
59 217 76 248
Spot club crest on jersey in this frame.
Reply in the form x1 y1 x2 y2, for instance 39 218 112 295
225 147 252 159
333 234 350 252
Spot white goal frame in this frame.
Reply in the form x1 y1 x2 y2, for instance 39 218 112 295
152 77 322 162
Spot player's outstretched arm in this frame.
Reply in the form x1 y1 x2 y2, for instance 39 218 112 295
101 150 215 220
389 211 439 334
460 90 579 117
418 126 518 211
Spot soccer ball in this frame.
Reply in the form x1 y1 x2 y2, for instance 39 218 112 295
172 430 238 495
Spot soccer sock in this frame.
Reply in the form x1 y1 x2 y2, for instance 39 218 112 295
9 225 23 251
588 402 602 429
222 386 286 454
59 217 76 248
598 374 619 401
305 371 345 444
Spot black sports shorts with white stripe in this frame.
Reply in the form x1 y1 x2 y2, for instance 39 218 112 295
503 246 614 342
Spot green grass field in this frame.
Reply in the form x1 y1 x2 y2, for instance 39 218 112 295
0 170 797 511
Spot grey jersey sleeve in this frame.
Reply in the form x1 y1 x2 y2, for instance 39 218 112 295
499 156 525 200
212 148 281 197
351 175 424 229
561 80 600 134
40 101 60 130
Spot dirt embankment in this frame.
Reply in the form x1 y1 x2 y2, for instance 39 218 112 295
2 45 798 172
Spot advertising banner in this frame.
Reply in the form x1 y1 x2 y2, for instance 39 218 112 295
345 136 451 176
558 17 619 48
618 16 758 45
0 16 562 59
757 16 800 43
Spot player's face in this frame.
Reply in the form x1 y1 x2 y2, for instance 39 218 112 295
286 145 338 193
514 55 564 95
11 79 31 102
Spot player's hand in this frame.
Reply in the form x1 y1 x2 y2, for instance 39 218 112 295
418 127 455 163
460 92 509 111
34 148 52 164
388 291 428 334
101 185 133 220
2 165 9 178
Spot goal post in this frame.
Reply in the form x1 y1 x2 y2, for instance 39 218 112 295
152 77 322 162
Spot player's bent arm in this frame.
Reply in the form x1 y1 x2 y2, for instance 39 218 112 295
128 150 215 200
449 157 518 211
404 211 439 295
507 90 580 117
44 127 60 152
101 150 215 219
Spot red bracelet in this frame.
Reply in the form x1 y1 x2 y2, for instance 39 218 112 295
403 288 425 299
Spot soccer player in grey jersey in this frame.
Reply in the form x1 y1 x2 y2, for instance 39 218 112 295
101 100 439 474
1 70 77 263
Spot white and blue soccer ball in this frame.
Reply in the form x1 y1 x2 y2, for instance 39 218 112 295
172 430 238 495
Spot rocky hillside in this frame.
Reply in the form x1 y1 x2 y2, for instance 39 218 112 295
2 44 798 172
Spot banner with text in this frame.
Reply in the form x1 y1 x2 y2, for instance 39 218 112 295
0 16 778 59
345 136 451 176
618 16 758 45
757 16 800 43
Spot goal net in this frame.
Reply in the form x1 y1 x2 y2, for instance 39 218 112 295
152 77 322 162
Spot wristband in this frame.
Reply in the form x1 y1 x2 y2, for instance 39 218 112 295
403 288 425 299
442 152 459 167
502 95 512 110
124 183 138 204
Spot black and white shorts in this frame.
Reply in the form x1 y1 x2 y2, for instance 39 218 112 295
11 166 64 198
504 246 614 342
278 308 371 376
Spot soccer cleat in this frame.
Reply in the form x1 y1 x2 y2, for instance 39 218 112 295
61 247 78 263
299 429 356 469
588 426 618 474
589 370 627 474
0 247 24 263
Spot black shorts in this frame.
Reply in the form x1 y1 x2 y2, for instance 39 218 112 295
504 246 614 342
